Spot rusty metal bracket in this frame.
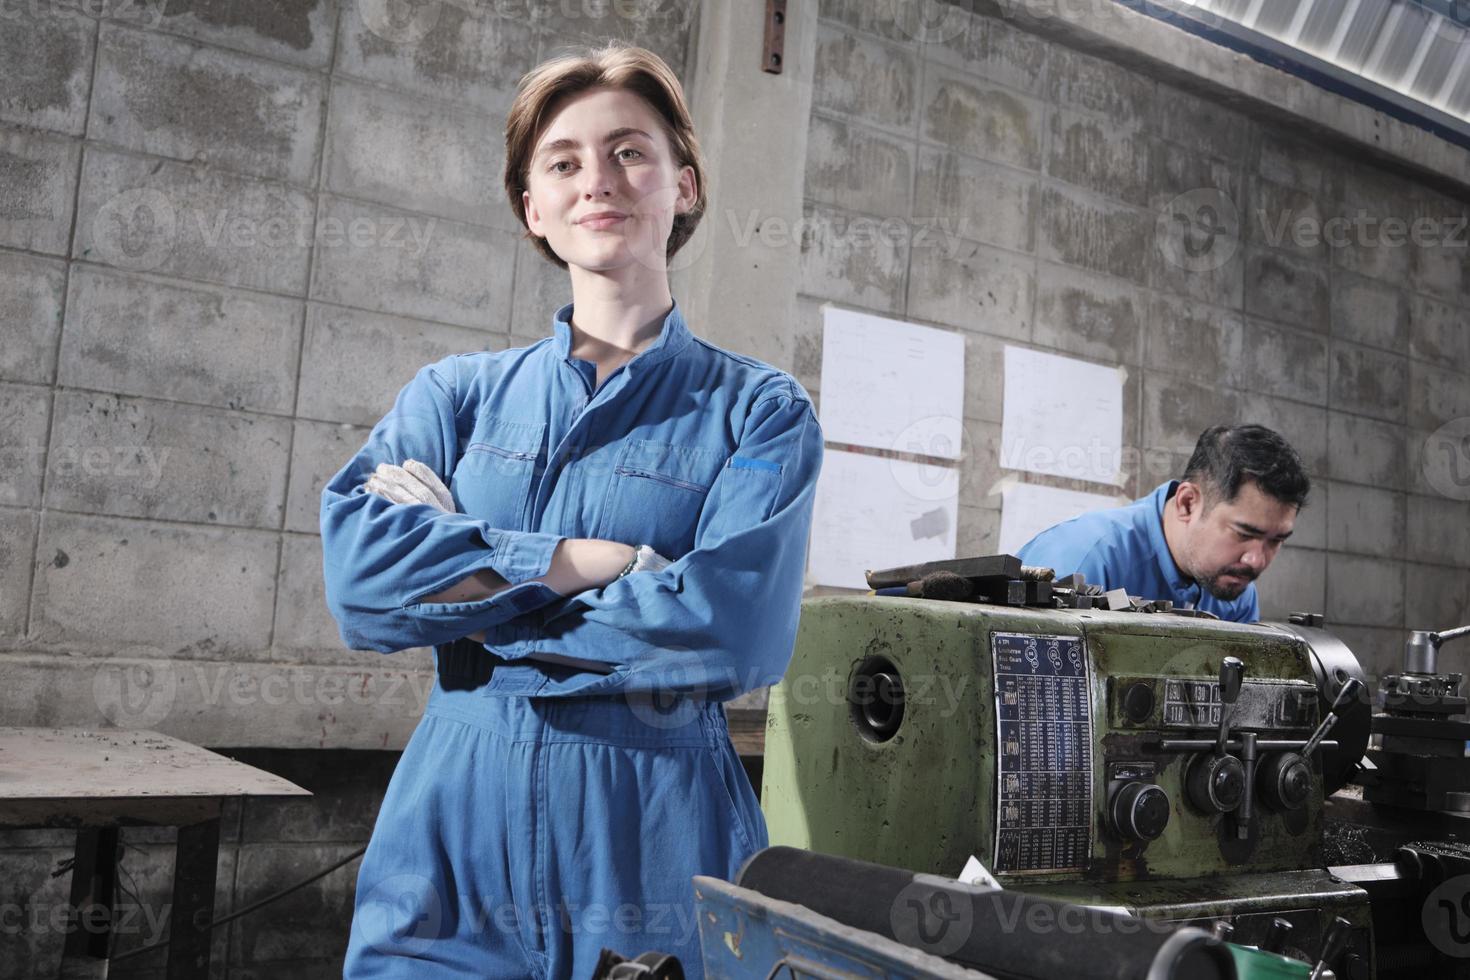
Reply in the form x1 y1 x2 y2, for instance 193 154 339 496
762 0 786 74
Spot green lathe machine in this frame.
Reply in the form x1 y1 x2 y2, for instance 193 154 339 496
762 555 1396 978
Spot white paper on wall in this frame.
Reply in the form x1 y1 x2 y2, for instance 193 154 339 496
819 307 966 461
808 449 959 590
1001 346 1124 485
997 481 1126 557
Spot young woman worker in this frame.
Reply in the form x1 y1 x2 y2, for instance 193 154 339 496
321 44 823 978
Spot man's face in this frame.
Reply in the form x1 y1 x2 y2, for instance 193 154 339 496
1177 480 1297 600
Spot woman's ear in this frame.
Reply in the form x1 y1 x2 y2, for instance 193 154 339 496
673 164 697 215
523 188 546 238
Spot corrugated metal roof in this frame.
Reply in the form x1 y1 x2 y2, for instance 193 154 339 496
1174 0 1470 120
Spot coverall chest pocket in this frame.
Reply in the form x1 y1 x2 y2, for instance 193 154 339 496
599 440 725 557
451 417 545 532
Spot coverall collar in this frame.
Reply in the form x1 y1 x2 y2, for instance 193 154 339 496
1147 480 1198 595
551 301 693 372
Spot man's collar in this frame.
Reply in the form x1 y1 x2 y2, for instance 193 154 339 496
1148 480 1195 593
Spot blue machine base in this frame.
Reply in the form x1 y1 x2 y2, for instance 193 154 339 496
692 876 996 979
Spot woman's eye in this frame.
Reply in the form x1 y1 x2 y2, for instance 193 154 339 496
616 147 643 162
549 159 575 174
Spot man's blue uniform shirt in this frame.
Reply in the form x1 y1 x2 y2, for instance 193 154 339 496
1015 480 1260 623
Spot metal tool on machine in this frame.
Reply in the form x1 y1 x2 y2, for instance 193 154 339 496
761 554 1376 979
1359 623 1470 812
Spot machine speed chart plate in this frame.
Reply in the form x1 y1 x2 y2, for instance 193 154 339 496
992 632 1093 874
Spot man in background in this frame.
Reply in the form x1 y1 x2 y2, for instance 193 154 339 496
1016 425 1310 623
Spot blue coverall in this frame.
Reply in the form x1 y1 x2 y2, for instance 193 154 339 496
321 303 823 978
1015 480 1260 623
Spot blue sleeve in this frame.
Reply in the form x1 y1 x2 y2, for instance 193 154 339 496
319 358 565 653
480 392 823 700
1015 523 1112 591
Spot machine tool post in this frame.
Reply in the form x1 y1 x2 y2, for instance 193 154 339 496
1404 623 1470 674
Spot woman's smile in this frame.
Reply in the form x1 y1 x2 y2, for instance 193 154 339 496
577 210 630 230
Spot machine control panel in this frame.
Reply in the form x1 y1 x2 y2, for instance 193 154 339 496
1111 677 1318 731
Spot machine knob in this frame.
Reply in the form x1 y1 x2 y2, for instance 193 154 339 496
1262 916 1293 954
1259 752 1313 811
1186 753 1246 813
1121 681 1155 722
1110 782 1170 843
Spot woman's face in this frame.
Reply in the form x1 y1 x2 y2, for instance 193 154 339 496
523 86 697 277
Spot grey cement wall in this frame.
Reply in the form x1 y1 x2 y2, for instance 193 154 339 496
796 1 1470 683
0 0 696 751
4 0 1470 976
1 2 696 977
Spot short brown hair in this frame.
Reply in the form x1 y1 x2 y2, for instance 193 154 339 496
503 44 708 269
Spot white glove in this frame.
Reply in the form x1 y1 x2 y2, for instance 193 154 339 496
363 459 456 513
617 544 672 579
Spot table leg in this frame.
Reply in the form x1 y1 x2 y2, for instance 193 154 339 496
165 817 220 980
58 827 118 979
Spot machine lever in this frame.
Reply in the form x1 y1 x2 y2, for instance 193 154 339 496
1299 678 1363 762
1308 916 1352 980
1261 916 1292 954
1215 657 1244 756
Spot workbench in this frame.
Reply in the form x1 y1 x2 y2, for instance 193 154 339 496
0 728 310 979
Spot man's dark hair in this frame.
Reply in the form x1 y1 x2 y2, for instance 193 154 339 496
1183 425 1311 509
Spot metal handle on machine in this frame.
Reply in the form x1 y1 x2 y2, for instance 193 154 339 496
1160 739 1341 752
1308 916 1352 980
1299 678 1364 762
1215 657 1243 756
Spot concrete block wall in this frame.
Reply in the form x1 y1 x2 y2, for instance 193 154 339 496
0 0 693 706
797 0 1470 683
0 2 694 977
